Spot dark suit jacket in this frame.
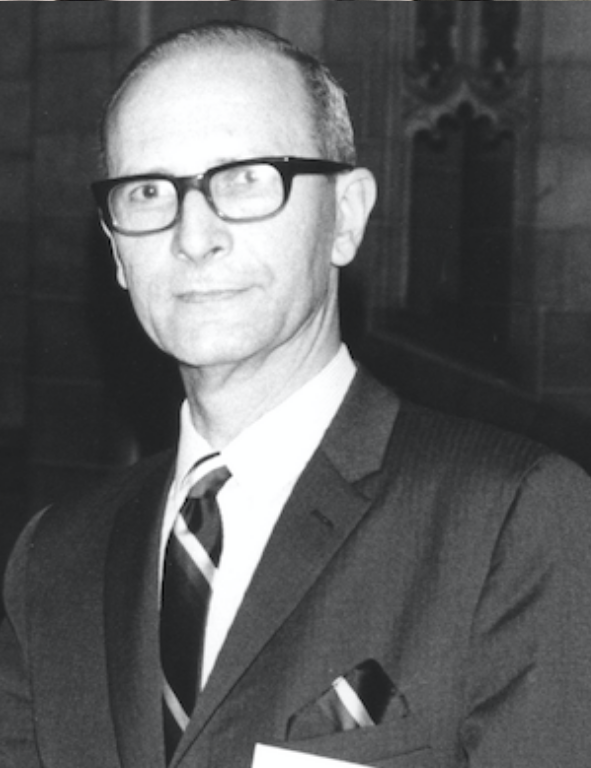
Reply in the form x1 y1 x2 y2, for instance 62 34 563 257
2 371 591 768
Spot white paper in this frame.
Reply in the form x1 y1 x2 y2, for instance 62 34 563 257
252 744 372 768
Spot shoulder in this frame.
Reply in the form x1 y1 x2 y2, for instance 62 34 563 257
395 398 550 477
11 449 174 577
386 399 591 554
342 367 553 478
347 368 589 503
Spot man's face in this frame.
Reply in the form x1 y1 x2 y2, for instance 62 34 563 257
106 48 351 378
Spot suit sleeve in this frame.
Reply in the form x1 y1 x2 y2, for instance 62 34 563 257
0 515 44 768
461 454 591 767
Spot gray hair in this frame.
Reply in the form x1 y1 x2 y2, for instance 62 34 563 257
99 21 356 174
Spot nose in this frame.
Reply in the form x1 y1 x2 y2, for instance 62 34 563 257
172 188 232 262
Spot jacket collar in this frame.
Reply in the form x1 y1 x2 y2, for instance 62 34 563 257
104 454 174 768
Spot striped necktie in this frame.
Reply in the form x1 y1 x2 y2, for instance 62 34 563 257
160 453 231 760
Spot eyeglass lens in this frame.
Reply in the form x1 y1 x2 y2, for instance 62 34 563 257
109 162 286 233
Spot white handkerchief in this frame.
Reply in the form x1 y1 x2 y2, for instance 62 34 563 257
252 744 372 768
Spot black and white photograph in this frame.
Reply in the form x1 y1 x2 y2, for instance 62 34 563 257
1 3 591 767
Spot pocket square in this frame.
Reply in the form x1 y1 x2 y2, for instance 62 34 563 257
286 659 408 742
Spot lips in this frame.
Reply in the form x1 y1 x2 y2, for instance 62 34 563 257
176 287 249 303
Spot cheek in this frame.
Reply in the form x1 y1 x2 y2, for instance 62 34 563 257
267 197 335 281
118 257 166 322
277 213 335 300
261 245 333 336
116 237 161 291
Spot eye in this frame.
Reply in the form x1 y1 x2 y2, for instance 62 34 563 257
117 179 175 207
213 164 281 203
222 165 265 189
132 183 159 201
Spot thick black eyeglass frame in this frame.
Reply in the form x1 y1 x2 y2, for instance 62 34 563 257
91 156 354 236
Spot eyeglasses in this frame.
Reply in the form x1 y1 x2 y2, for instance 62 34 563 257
91 156 354 237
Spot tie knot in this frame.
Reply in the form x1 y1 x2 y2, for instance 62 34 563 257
187 464 231 501
184 452 231 499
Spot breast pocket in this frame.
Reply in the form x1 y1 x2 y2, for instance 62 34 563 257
273 713 435 768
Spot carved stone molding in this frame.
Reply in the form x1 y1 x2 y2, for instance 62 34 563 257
403 2 528 135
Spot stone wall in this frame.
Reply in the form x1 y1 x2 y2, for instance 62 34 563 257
2 2 591 568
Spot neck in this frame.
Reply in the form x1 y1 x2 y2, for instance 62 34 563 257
180 336 342 451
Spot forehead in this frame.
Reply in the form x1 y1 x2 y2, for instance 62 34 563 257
107 48 317 173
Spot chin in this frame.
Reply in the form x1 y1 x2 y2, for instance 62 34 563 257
173 340 257 371
157 318 280 372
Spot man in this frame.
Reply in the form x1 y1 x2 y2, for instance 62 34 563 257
1 20 591 768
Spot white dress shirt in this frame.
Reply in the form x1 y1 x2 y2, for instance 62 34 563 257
161 345 357 686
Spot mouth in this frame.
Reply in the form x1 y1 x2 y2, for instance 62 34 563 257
176 288 249 303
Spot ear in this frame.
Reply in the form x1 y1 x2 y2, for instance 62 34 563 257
101 222 129 291
331 167 377 268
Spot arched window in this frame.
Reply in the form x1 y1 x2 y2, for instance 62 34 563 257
360 1 542 382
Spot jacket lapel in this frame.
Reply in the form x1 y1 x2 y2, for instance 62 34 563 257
104 455 174 768
176 371 401 760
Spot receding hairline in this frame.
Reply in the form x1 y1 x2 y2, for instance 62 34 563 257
100 22 356 173
104 43 316 151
